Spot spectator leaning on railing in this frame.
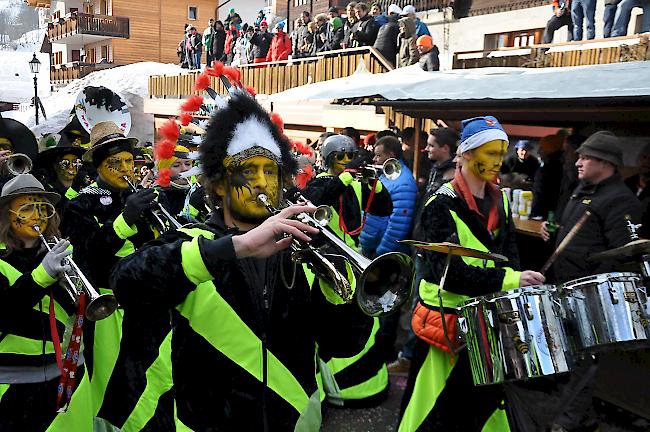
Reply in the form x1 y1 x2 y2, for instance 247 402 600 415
266 22 291 62
350 2 380 47
398 17 420 67
343 2 359 48
373 4 402 68
416 35 439 71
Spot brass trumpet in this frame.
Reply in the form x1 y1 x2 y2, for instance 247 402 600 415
33 225 118 321
123 176 183 232
5 153 33 175
353 158 402 182
257 191 415 317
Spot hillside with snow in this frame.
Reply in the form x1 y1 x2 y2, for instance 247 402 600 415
6 62 186 143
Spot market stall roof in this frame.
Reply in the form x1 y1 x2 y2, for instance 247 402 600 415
269 61 650 125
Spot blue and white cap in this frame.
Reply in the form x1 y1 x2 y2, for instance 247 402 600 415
458 116 509 154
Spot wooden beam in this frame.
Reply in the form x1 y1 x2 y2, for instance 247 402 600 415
413 117 422 180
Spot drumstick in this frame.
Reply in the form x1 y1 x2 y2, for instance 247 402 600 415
540 210 591 274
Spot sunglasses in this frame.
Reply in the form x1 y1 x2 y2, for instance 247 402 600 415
9 201 56 221
58 159 83 170
335 151 356 161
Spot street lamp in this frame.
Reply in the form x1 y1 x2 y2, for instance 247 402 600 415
29 53 41 126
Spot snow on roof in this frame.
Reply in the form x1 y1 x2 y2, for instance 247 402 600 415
6 62 186 143
269 61 650 103
0 51 50 103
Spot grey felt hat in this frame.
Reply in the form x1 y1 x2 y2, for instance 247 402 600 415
576 131 623 167
0 174 61 207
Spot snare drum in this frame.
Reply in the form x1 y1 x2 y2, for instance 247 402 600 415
458 285 573 386
559 272 650 352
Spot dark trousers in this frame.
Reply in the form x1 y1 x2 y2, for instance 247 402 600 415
542 12 574 44
603 1 622 37
399 339 506 431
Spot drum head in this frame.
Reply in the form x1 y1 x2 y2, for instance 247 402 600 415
74 86 131 135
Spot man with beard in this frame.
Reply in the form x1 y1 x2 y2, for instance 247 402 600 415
110 92 372 430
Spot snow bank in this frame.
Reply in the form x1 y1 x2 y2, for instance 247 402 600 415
8 61 186 143
0 51 50 102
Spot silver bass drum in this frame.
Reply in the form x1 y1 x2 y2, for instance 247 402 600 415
559 272 650 352
458 285 573 386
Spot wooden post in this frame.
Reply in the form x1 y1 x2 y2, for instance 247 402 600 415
413 117 422 180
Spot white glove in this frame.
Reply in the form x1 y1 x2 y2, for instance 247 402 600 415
42 239 72 278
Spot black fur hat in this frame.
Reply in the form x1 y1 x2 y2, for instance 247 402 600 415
201 92 297 182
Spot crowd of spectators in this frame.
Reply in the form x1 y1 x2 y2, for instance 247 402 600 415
542 0 650 44
177 4 439 72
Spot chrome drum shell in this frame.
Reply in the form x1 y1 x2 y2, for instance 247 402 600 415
458 285 573 386
559 272 650 353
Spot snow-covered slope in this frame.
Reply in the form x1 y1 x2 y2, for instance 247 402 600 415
5 29 44 52
0 51 50 103
7 61 186 143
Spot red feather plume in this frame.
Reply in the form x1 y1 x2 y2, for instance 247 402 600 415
156 168 172 187
178 113 193 126
209 60 225 76
194 73 211 91
246 86 257 97
154 139 176 161
180 95 204 113
222 66 241 83
270 112 284 132
158 118 180 142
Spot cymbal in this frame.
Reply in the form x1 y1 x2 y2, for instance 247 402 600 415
590 239 650 261
400 240 509 263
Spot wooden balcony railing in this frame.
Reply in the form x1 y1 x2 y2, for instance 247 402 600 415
25 0 51 7
48 13 129 42
149 46 394 99
453 34 650 69
50 62 119 86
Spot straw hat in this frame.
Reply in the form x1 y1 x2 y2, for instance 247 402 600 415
82 121 138 165
0 173 60 207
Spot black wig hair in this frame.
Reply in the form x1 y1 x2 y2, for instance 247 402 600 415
201 92 297 183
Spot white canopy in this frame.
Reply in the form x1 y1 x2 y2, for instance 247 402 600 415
269 61 650 103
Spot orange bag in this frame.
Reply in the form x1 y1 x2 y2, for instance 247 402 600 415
412 302 461 355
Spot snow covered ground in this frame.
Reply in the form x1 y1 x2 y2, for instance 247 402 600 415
5 61 186 143
0 51 50 103
2 28 44 52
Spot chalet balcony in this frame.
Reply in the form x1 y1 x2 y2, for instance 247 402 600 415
50 61 119 86
48 13 129 44
25 0 51 7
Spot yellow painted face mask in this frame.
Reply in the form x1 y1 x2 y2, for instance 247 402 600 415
55 153 82 183
97 151 135 189
0 137 13 153
221 156 280 222
467 139 508 182
9 194 54 240
330 151 355 175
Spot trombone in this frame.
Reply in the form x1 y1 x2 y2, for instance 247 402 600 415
352 158 402 182
33 225 118 321
257 191 415 317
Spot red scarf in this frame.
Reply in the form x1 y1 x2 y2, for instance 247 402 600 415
450 166 501 232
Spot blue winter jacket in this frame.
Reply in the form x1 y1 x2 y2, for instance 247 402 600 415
415 19 431 37
360 160 417 257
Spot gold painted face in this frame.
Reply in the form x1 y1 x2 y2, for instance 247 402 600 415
9 194 53 239
466 140 508 182
55 153 82 183
330 151 354 175
0 137 12 153
97 151 134 189
218 156 280 222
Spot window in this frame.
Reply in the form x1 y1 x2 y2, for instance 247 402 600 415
294 0 307 6
484 28 544 50
188 6 197 20
101 45 109 61
54 51 63 65
71 49 80 62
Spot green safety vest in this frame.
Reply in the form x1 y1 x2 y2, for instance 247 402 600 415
419 184 521 309
0 244 94 431
315 172 363 250
175 226 323 431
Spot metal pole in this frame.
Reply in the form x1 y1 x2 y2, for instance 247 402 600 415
34 75 39 126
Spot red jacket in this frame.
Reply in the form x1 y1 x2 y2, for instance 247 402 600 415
266 30 291 62
224 29 239 55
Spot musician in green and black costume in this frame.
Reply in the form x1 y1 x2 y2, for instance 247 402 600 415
0 174 93 430
110 92 373 430
302 134 393 407
61 121 174 431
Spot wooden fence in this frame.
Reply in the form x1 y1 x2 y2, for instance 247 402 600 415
148 47 393 99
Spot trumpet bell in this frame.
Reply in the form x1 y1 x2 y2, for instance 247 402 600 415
86 293 119 321
6 153 33 175
382 159 401 181
356 252 415 317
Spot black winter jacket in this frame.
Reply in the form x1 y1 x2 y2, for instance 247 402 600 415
531 150 564 218
250 31 273 59
211 28 226 59
373 14 399 67
552 174 642 282
110 211 373 431
302 174 393 247
351 14 379 47
419 46 440 71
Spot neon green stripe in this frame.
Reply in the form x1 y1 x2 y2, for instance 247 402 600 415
180 237 213 285
32 264 57 288
115 240 136 258
338 364 387 400
0 258 23 285
113 213 138 240
0 334 56 356
0 384 9 402
46 371 94 431
178 227 215 239
176 282 310 415
326 318 380 374
174 403 195 431
65 187 79 200
121 331 174 432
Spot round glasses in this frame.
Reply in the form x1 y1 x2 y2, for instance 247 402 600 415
335 151 356 161
9 202 56 221
58 159 83 170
